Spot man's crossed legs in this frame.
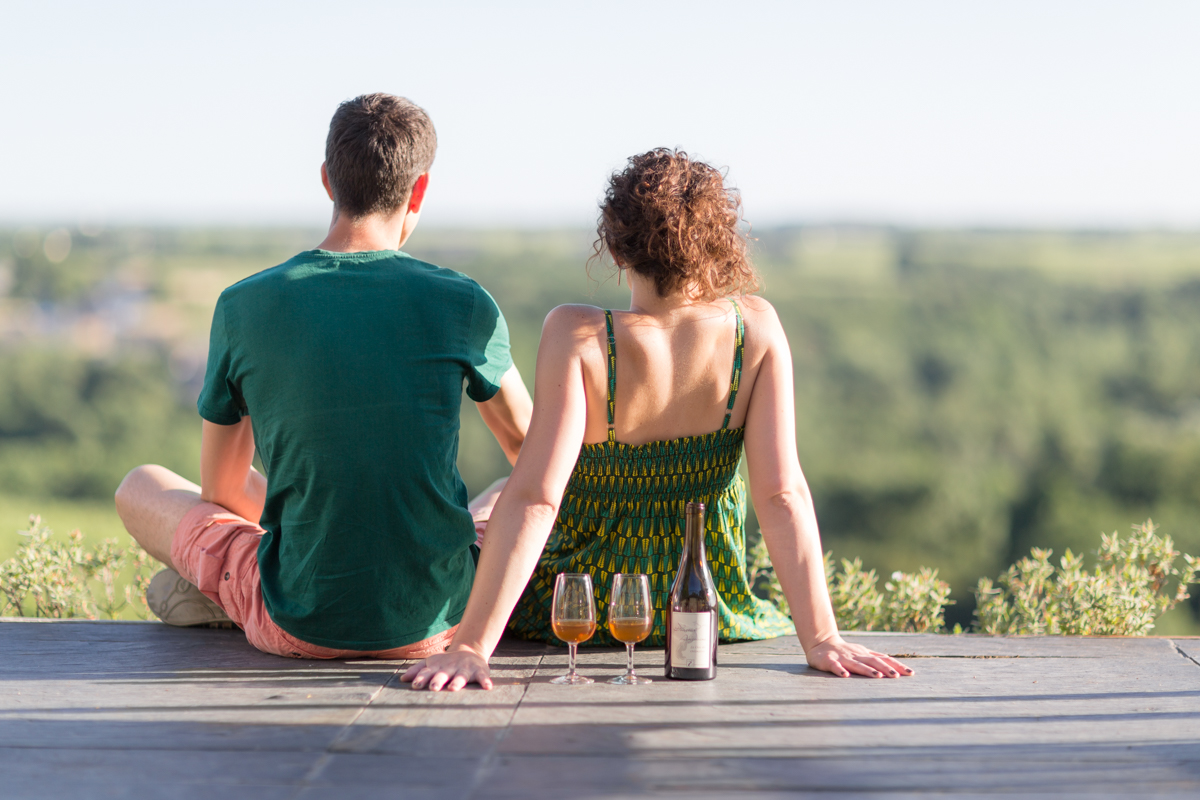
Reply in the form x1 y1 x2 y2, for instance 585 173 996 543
113 465 482 660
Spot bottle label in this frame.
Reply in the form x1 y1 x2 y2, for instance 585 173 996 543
670 611 714 669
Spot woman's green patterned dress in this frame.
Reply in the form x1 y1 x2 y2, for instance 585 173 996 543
507 302 795 647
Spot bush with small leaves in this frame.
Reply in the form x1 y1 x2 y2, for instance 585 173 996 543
882 566 954 633
826 555 885 631
974 520 1199 636
748 536 953 632
747 536 790 614
0 515 157 619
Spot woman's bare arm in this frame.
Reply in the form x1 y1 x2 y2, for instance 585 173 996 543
403 306 597 691
742 301 912 678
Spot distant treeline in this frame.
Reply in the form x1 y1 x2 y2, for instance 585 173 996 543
4 225 1200 627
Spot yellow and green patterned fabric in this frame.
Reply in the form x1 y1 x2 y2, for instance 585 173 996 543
507 302 795 647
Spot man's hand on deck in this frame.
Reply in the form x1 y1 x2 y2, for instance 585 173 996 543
806 636 914 679
402 644 493 691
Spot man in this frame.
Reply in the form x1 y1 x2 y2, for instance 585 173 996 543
115 93 530 658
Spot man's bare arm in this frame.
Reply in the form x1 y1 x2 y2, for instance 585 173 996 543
477 366 532 465
200 418 267 522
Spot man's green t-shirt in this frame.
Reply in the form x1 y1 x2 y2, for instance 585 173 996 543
197 249 511 650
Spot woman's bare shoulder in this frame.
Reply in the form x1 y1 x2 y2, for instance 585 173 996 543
541 304 607 351
544 303 605 329
735 295 785 339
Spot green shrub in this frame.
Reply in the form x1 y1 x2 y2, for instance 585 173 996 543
0 515 155 619
748 536 953 632
974 520 1198 635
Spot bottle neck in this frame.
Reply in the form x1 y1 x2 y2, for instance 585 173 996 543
683 508 706 565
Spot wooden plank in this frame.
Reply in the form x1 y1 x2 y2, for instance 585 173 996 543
503 649 1200 755
0 746 313 784
4 620 1199 798
474 752 1200 796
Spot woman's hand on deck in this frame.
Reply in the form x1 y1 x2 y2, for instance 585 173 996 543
806 636 914 678
402 645 493 691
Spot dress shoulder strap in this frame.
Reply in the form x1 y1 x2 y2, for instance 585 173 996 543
604 309 616 444
721 300 745 430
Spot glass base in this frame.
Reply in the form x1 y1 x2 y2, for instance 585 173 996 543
608 674 652 685
550 673 594 685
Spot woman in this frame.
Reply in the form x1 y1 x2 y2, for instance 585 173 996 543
406 149 912 690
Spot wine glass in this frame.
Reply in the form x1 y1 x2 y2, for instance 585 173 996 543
550 572 596 685
607 573 654 684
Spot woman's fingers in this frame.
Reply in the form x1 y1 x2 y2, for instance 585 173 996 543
810 643 916 678
428 668 456 691
815 651 853 678
845 655 888 678
858 653 897 677
400 654 494 691
869 650 915 676
849 648 913 677
399 660 449 690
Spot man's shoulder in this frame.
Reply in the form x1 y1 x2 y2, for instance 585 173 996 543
398 255 504 320
214 250 499 327
399 253 490 292
216 252 312 305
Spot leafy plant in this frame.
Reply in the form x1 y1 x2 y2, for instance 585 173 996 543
974 520 1198 635
0 515 156 619
751 521 1197 636
878 565 954 633
748 536 953 632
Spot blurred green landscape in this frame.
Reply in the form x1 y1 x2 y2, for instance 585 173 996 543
3 224 1200 631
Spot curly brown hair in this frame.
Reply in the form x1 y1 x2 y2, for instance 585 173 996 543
593 149 759 301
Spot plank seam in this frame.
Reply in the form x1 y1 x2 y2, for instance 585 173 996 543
464 653 543 800
289 662 397 798
1170 640 1200 668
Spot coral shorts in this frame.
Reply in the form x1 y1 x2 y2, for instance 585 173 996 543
171 502 457 660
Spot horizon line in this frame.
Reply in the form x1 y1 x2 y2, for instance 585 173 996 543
5 221 1200 235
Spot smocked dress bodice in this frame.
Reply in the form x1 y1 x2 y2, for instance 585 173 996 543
507 303 794 646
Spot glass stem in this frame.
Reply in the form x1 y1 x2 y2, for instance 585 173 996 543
568 643 577 677
626 643 635 679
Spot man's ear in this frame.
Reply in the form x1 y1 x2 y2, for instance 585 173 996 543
408 173 430 214
320 163 335 201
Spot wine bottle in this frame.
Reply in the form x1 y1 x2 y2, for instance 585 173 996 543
665 501 719 680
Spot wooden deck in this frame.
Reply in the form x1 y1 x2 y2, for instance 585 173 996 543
2 620 1199 798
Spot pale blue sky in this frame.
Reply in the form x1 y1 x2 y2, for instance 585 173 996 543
2 1 1197 227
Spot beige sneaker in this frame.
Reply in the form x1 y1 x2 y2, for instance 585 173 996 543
146 568 235 628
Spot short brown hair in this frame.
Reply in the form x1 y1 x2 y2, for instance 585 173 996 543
324 94 437 218
594 149 759 301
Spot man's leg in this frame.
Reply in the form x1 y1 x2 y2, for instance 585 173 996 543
116 465 235 627
114 464 205 572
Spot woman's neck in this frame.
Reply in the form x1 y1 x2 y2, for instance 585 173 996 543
626 273 712 317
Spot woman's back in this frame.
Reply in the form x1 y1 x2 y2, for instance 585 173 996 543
506 292 794 646
576 297 768 446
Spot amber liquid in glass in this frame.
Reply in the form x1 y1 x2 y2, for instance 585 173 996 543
608 617 653 644
552 619 597 645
